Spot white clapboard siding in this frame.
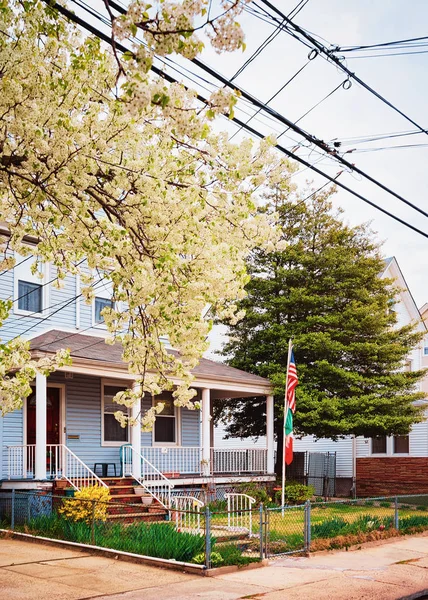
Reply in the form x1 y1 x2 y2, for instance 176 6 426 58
214 421 267 449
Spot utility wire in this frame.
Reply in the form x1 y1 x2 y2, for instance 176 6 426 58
254 0 428 137
339 35 428 52
41 1 428 240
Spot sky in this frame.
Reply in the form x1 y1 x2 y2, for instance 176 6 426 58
73 1 428 313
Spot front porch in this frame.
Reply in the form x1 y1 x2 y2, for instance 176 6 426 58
2 330 276 492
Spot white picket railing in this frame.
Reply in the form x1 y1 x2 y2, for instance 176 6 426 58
224 493 256 535
7 444 107 490
141 446 202 475
172 495 204 534
122 445 174 509
62 445 108 490
211 448 268 474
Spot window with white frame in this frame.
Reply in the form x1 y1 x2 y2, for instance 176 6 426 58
393 435 409 454
371 434 410 455
92 275 114 326
102 383 129 445
371 436 387 454
153 392 177 444
424 347 428 356
14 252 48 316
94 297 114 324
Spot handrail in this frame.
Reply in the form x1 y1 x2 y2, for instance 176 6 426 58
172 495 204 534
7 444 107 490
224 493 256 535
122 445 174 509
62 445 108 490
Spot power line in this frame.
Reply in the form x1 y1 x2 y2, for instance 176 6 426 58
253 0 428 138
339 35 428 53
40 1 428 240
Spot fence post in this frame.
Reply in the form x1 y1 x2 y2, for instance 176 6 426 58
304 500 311 554
394 496 399 530
205 506 211 570
91 500 96 545
259 503 264 559
11 489 15 530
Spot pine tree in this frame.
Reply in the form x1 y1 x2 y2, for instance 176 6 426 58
219 188 426 471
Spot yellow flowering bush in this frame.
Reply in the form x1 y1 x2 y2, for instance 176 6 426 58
58 486 111 523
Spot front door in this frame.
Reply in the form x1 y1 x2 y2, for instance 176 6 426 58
27 387 61 477
26 387 61 444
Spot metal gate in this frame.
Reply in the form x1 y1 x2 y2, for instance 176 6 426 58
286 451 336 497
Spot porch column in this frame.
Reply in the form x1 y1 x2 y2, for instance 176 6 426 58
201 388 211 476
266 394 275 474
130 382 142 479
34 373 47 480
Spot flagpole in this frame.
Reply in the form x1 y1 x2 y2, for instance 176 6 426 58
281 339 293 514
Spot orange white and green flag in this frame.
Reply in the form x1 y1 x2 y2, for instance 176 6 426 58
284 349 298 466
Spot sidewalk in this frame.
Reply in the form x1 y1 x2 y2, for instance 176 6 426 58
2 533 428 599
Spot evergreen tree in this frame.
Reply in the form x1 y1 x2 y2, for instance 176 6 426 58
219 188 426 471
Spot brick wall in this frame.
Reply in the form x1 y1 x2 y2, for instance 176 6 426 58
357 457 428 496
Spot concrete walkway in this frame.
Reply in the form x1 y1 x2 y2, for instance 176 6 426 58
1 534 428 599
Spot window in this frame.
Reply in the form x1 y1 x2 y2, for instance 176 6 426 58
424 347 428 356
18 280 42 313
371 436 387 454
94 297 113 324
154 393 177 444
102 384 129 445
14 252 48 316
393 435 409 454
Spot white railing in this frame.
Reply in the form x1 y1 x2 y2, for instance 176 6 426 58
8 445 35 479
62 445 108 490
7 444 107 490
141 447 202 475
224 493 256 535
211 448 268 474
172 495 204 534
122 445 174 509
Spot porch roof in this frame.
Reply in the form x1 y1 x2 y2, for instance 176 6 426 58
29 329 272 395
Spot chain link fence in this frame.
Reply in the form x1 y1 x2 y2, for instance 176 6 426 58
2 490 428 565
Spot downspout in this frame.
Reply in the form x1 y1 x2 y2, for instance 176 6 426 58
352 435 357 499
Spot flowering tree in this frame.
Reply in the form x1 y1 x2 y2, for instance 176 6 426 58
0 1 295 422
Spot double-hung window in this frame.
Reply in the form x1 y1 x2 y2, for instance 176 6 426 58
14 252 48 316
18 280 42 313
94 297 114 324
102 383 129 445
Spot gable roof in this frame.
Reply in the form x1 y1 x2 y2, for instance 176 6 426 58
29 329 271 388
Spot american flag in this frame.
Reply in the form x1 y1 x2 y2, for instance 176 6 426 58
286 350 298 413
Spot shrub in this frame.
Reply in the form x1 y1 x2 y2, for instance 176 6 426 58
207 499 227 512
238 483 270 506
417 506 427 512
379 501 391 508
364 501 374 507
58 486 111 523
276 483 314 505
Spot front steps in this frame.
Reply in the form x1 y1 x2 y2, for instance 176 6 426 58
53 477 168 524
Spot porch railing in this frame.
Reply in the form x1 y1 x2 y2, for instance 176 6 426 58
7 444 107 490
172 495 204 534
122 445 174 509
141 446 202 475
211 448 268 474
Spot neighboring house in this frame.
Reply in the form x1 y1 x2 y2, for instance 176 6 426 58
0 248 276 499
294 257 428 497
